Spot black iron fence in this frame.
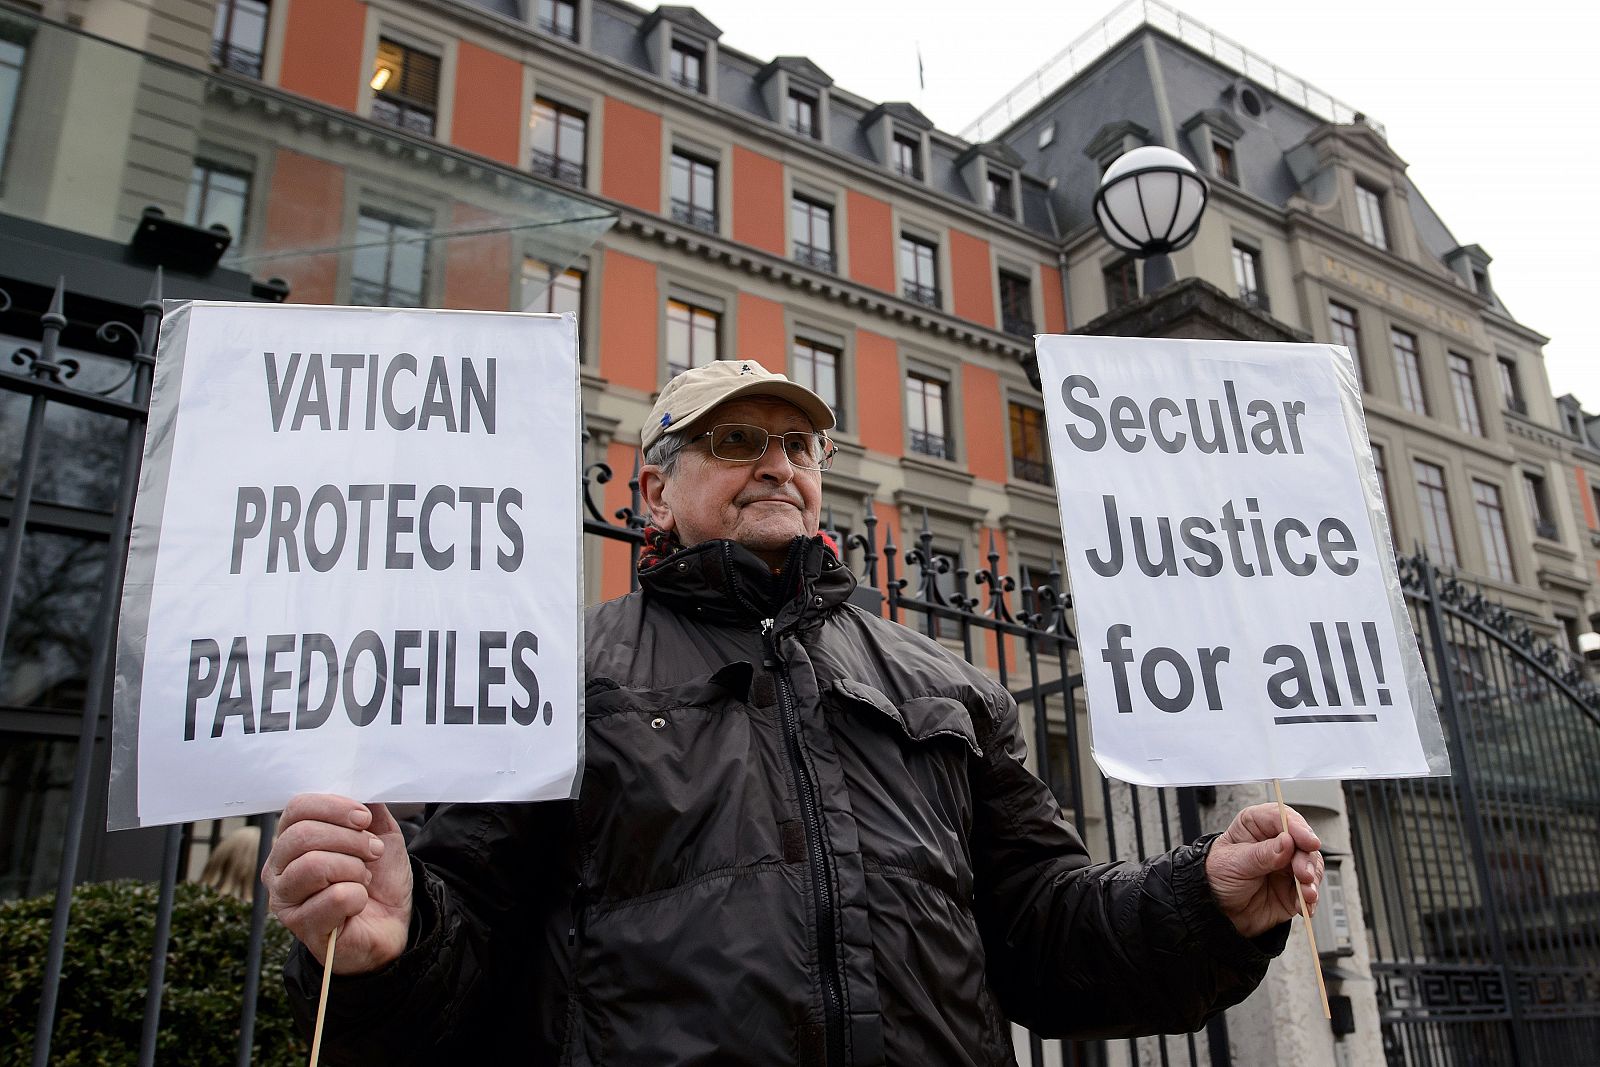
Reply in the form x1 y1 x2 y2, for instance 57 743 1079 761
4 278 1600 1065
1349 558 1600 1065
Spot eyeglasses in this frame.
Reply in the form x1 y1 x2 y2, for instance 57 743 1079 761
693 423 838 471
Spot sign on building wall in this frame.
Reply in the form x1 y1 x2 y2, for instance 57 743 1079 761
109 303 584 829
1036 335 1449 786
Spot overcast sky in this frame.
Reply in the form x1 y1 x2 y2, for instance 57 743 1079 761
689 0 1600 408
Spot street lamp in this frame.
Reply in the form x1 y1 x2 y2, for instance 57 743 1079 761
1092 145 1209 295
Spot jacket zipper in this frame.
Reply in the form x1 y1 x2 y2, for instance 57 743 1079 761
764 615 847 1067
718 540 845 1065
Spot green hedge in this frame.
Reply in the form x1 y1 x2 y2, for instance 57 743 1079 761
0 880 306 1066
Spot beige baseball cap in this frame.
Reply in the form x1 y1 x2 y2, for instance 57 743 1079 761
642 359 835 451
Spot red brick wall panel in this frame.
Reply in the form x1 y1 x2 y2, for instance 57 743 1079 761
948 229 994 327
961 363 1007 483
442 203 511 311
279 0 365 111
854 329 902 455
598 249 659 392
451 41 523 166
847 191 895 293
1040 262 1068 333
737 293 787 365
601 97 663 213
732 147 785 256
260 149 346 303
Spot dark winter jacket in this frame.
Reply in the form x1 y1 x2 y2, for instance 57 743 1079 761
286 536 1285 1065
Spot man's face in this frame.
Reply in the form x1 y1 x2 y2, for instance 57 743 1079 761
641 396 824 567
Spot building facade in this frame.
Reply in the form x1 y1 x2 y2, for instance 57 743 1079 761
3 1 1594 1064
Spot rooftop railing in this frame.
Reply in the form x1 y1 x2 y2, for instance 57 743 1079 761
960 0 1383 143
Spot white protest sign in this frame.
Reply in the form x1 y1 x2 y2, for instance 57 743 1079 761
109 303 583 829
1037 335 1448 787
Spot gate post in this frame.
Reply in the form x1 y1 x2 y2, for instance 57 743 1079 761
1416 561 1530 1064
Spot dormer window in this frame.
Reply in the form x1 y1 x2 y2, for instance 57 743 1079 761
787 89 818 139
892 132 922 180
537 0 577 42
1212 139 1236 183
986 169 1015 218
670 39 705 93
1472 267 1490 297
1355 182 1388 250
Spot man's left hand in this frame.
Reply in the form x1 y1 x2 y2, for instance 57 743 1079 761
1205 803 1324 939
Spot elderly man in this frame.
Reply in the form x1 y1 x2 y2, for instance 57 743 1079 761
269 359 1322 1065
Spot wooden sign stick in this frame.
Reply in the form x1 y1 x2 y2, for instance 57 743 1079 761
308 927 338 1067
1272 778 1331 1020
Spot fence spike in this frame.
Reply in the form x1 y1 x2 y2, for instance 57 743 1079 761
43 277 66 328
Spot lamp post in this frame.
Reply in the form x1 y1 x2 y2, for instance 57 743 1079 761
1092 145 1209 295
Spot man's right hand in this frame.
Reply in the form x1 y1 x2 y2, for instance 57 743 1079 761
263 793 413 975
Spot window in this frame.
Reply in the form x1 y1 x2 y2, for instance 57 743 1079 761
370 38 440 137
666 299 719 377
891 132 921 180
1355 182 1388 250
670 150 717 232
1473 480 1514 583
0 28 21 178
1231 242 1266 310
999 271 1033 337
1413 460 1457 567
529 97 587 185
787 90 818 139
185 160 250 240
1009 402 1050 484
1372 444 1393 530
537 0 577 41
792 338 841 429
905 372 950 460
1212 139 1236 182
351 208 429 307
1498 356 1527 414
669 40 704 93
1523 472 1556 540
899 234 939 307
1329 301 1363 388
1391 329 1426 415
790 195 834 272
1448 353 1483 436
986 170 1015 217
210 0 269 78
521 260 584 322
1104 258 1138 311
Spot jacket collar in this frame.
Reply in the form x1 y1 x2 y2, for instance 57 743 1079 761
639 535 856 630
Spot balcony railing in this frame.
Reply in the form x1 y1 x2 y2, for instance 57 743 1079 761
1507 396 1529 416
671 72 704 93
371 97 436 138
903 282 941 308
1002 313 1035 338
530 149 585 186
1535 519 1559 541
793 243 836 273
1238 287 1270 312
210 40 263 79
671 200 718 233
909 429 951 460
790 119 818 138
1012 457 1052 485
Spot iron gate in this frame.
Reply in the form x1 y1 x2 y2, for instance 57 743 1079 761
1348 557 1600 1065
